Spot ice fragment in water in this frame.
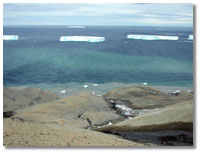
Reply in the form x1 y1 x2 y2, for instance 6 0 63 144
60 90 66 93
92 84 99 86
3 35 19 40
83 85 88 88
127 34 179 40
188 35 193 40
59 36 105 42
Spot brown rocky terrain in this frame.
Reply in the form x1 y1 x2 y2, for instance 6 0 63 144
96 100 193 132
3 118 146 146
104 86 193 109
4 86 60 112
3 86 193 146
11 92 121 128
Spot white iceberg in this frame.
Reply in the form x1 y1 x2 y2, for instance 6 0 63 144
143 82 148 85
127 34 179 40
67 25 85 28
59 36 105 42
188 35 193 40
83 84 88 88
3 35 18 40
92 83 99 87
60 90 66 94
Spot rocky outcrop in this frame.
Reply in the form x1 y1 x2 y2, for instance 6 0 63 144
80 111 120 127
4 87 60 112
12 92 121 128
3 118 145 146
104 86 193 109
96 100 193 132
3 86 193 146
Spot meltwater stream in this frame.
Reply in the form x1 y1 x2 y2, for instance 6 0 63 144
107 99 150 118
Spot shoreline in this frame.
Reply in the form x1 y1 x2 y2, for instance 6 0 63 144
3 82 194 98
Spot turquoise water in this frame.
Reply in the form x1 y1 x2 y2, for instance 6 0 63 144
3 26 193 95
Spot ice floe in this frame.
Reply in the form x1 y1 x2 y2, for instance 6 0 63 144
60 90 66 94
188 35 193 40
3 35 19 40
83 84 88 88
67 25 85 28
59 36 105 42
92 84 99 87
127 34 179 40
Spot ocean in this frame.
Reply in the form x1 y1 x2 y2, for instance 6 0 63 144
3 25 193 96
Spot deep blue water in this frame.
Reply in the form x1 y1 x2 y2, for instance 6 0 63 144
3 26 193 89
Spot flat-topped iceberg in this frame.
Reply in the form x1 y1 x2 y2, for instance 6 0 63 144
59 36 105 42
67 25 85 28
188 35 193 40
3 35 18 40
127 34 179 40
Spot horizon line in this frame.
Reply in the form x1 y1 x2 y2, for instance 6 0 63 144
3 24 193 28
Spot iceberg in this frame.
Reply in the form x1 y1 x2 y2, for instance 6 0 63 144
188 35 193 40
83 84 88 88
67 25 85 28
143 82 148 85
127 34 179 40
92 83 99 86
60 90 66 94
3 35 18 40
59 36 105 42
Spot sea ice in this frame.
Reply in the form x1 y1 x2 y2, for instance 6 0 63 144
127 34 179 40
92 84 99 86
188 35 193 40
60 90 66 93
59 36 105 42
83 84 88 88
3 35 19 40
67 25 85 28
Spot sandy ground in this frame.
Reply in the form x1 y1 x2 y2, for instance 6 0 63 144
3 118 147 147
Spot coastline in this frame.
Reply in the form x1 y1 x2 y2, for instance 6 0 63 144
3 82 194 98
3 85 193 146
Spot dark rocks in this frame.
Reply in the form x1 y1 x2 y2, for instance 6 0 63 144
103 130 193 146
3 111 16 118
